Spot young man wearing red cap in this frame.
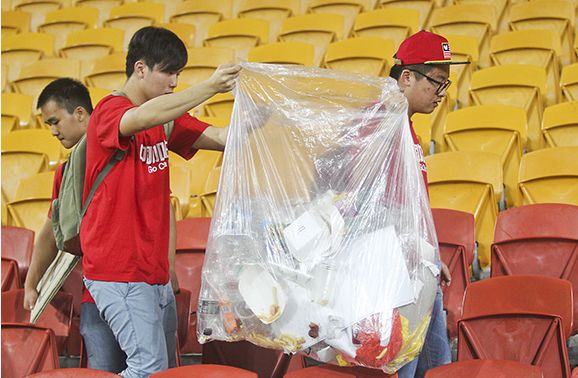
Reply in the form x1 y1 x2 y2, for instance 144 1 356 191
390 30 470 378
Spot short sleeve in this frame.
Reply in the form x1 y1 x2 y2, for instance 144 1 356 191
167 113 210 160
93 95 135 151
47 164 65 219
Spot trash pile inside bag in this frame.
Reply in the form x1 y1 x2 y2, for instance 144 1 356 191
197 62 440 373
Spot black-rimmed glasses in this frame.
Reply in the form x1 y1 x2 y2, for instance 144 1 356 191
407 69 452 95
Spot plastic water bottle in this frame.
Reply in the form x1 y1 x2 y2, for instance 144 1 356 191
197 284 220 341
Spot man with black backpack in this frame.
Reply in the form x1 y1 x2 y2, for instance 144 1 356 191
80 27 241 377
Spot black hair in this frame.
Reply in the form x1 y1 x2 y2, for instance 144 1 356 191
389 64 436 80
126 26 188 77
37 78 93 114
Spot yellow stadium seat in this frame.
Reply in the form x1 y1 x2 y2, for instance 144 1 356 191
542 101 578 148
1 151 48 203
179 47 235 88
518 147 578 206
575 30 578 62
61 27 124 60
170 164 192 218
429 3 497 68
444 105 527 207
508 0 575 67
2 129 63 168
7 197 52 236
323 36 394 77
203 93 235 119
87 86 111 106
353 8 419 50
13 0 62 32
248 41 316 66
2 10 31 36
11 58 81 108
2 63 7 92
469 64 547 152
236 0 298 43
561 63 578 102
308 0 373 38
204 18 269 61
169 195 183 221
490 30 562 106
104 2 165 50
377 0 434 29
84 52 126 91
200 166 221 217
445 34 478 107
452 0 508 31
15 171 55 200
2 92 34 130
2 32 55 83
411 116 431 157
157 22 196 48
2 116 18 135
196 116 229 129
426 151 503 270
75 0 122 27
278 13 345 66
37 6 99 53
170 0 233 48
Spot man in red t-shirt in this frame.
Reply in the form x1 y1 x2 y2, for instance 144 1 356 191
389 31 470 378
80 26 241 377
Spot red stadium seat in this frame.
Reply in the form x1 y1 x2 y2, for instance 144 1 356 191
431 208 475 340
458 276 573 378
1 226 34 285
491 203 578 335
27 368 119 377
150 364 258 377
174 288 192 349
1 258 21 292
285 364 398 377
424 359 543 378
1 289 73 354
1 323 59 376
60 261 84 356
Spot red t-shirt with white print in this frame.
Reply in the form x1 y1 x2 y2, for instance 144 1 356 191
80 94 209 285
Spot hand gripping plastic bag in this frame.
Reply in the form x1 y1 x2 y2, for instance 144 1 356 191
197 62 440 373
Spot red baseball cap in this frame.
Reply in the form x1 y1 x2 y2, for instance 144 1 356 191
393 30 470 65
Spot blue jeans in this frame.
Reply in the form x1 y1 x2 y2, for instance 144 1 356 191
83 279 177 378
398 287 451 378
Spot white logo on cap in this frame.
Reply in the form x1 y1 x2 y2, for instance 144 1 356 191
441 42 451 59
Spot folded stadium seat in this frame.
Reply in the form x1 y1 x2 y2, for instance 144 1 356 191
307 0 374 39
179 46 235 88
278 13 346 66
468 64 547 152
170 164 192 218
1 323 60 376
518 146 578 206
2 289 74 354
2 63 7 92
74 0 122 27
1 226 34 287
1 151 48 204
424 359 543 378
491 203 578 335
27 368 119 377
457 275 573 378
236 0 299 44
104 2 165 50
13 0 62 32
352 8 419 50
37 6 99 53
508 0 575 67
15 171 54 201
542 101 578 148
444 34 478 107
2 92 34 131
174 288 192 351
83 52 126 92
561 63 578 102
323 36 395 77
2 31 54 84
1 258 21 292
443 104 527 207
452 0 509 32
1 10 31 36
431 208 475 341
150 364 258 378
426 151 503 273
377 0 434 30
203 93 235 119
199 166 221 217
285 363 398 377
60 261 83 356
490 30 562 106
2 129 64 169
174 217 211 354
248 41 316 66
429 3 497 68
157 22 196 48
87 86 111 106
6 196 51 240
170 0 234 48
203 18 270 61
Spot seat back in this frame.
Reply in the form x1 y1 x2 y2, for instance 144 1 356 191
542 101 578 148
2 92 34 129
1 323 59 376
431 208 475 339
445 34 478 107
323 36 394 77
84 52 127 91
203 93 234 119
248 41 315 66
1 226 34 284
2 32 54 83
180 46 235 87
27 367 119 377
204 18 269 61
2 129 63 168
560 63 578 102
170 0 233 47
1 10 31 36
491 203 578 334
104 2 164 49
518 146 578 206
37 6 99 52
1 151 48 203
353 8 419 50
378 0 434 29
13 0 62 32
285 363 399 377
236 0 298 44
61 27 124 62
424 359 543 378
6 197 52 237
157 22 196 48
1 258 21 292
308 0 370 38
150 364 258 377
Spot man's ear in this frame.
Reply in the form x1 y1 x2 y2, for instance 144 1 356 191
398 69 412 92
75 106 87 123
134 60 147 79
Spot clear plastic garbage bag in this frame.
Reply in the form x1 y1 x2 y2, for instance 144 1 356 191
197 62 440 373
